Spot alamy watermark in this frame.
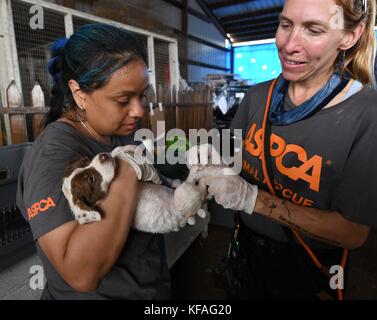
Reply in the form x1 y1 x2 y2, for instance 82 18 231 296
27 263 344 291
29 265 45 290
329 265 344 290
330 5 345 30
27 4 346 33
133 123 243 175
29 5 44 30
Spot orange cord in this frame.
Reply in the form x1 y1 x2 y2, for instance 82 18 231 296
260 78 278 195
261 79 349 301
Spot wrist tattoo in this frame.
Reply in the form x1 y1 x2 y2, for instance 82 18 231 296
282 200 292 221
268 202 277 216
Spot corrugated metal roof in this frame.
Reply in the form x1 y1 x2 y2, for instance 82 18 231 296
199 0 285 43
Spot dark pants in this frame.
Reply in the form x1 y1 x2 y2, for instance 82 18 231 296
228 221 346 300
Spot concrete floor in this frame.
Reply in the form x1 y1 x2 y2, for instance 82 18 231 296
170 224 377 300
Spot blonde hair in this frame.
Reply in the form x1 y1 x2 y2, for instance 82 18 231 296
336 0 376 85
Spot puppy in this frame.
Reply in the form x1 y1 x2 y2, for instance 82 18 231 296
62 151 207 233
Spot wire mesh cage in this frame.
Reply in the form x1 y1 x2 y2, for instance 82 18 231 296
12 0 66 108
154 39 170 88
11 0 66 140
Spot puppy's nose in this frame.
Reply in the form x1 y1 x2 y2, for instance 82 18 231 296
99 153 110 164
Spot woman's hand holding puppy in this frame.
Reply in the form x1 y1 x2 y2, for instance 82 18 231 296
112 145 161 184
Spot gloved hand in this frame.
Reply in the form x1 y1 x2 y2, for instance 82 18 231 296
196 166 258 215
185 143 223 168
111 145 161 184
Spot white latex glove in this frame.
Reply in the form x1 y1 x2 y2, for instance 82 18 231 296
197 166 258 215
185 143 223 168
111 145 161 184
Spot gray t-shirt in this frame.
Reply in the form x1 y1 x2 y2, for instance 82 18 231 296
16 121 171 299
231 80 377 248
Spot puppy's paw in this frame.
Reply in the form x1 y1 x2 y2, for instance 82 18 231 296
90 211 102 222
197 208 206 219
75 211 102 224
187 216 196 225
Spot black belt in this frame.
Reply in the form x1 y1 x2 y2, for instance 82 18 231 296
238 219 289 250
237 219 343 261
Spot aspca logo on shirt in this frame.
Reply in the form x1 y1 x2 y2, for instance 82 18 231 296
28 197 56 220
245 123 323 192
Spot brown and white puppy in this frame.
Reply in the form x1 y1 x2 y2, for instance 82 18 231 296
62 152 207 233
62 153 115 224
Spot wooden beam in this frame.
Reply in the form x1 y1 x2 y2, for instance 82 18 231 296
0 107 50 115
233 33 277 43
232 28 278 38
180 58 230 72
228 22 279 35
182 0 188 35
208 0 253 10
220 7 283 23
162 0 183 8
232 29 278 39
62 0 74 9
224 14 280 29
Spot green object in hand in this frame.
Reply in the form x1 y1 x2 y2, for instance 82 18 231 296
165 136 191 152
156 136 191 180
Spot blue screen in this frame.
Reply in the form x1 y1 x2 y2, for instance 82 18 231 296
233 43 282 85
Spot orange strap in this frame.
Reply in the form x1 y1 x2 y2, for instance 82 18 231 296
261 79 349 301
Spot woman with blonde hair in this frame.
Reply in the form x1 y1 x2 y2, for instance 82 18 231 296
197 0 377 299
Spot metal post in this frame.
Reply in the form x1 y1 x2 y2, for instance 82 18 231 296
0 0 24 145
64 13 74 38
147 36 157 94
169 41 180 92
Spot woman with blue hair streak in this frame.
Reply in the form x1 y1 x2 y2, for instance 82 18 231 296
16 23 171 299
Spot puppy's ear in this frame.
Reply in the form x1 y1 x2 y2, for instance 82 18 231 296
75 197 95 212
69 180 98 212
64 156 90 177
